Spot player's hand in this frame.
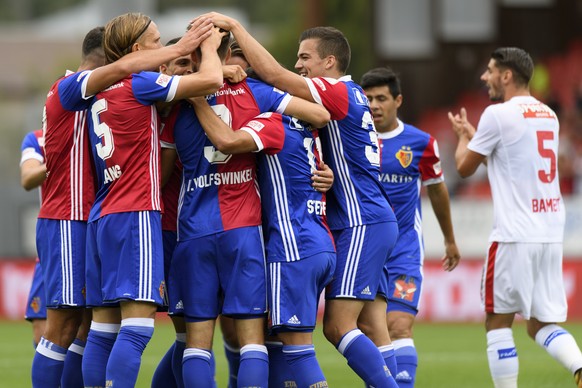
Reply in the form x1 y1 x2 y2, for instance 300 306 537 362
312 161 334 192
200 26 228 51
222 65 247 83
442 242 460 271
448 108 476 139
194 12 237 32
178 17 213 55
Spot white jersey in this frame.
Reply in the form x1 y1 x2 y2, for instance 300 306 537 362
468 95 564 243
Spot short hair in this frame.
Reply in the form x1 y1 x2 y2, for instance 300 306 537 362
229 40 245 59
82 26 105 59
103 12 152 64
194 31 232 61
360 67 401 98
299 27 351 74
491 47 534 87
165 37 181 46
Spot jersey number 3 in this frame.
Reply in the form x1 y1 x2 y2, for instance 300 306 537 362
536 130 556 183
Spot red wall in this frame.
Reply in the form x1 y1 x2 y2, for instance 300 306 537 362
2 258 581 321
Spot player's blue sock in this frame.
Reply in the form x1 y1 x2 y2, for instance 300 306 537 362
239 344 269 388
267 341 295 387
283 344 326 387
172 334 186 388
337 329 398 388
105 318 154 387
152 342 178 388
61 338 85 388
182 348 213 387
82 322 119 387
224 340 240 388
32 336 67 387
393 339 417 388
379 344 398 377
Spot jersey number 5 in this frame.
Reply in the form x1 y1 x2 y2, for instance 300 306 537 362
536 130 556 183
91 99 114 160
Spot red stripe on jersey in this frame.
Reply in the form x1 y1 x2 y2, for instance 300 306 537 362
485 242 499 313
418 137 443 181
309 77 349 120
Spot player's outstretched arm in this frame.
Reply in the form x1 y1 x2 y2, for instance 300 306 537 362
283 97 330 128
84 18 214 97
190 97 257 155
197 12 314 102
426 182 460 271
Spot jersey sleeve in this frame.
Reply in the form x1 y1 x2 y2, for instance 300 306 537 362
58 70 94 111
20 131 44 166
419 137 444 186
160 104 183 149
246 78 291 114
132 71 180 105
239 112 285 154
304 77 349 120
468 106 500 157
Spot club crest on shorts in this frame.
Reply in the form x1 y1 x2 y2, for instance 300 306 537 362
159 280 166 299
30 296 42 313
395 146 413 168
393 275 417 301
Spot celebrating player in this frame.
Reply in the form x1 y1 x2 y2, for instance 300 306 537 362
450 47 582 388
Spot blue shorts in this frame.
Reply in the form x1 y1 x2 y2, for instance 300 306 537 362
326 221 398 301
380 232 424 314
25 260 47 320
36 219 87 308
158 230 177 312
86 211 165 307
168 226 267 320
269 252 335 333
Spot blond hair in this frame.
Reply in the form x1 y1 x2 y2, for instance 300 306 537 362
103 12 152 64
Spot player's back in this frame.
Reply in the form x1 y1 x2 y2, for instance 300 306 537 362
255 113 335 262
39 73 95 221
304 75 396 230
87 72 180 221
477 95 564 242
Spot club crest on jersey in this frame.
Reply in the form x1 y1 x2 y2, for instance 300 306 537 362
393 275 417 301
395 146 413 168
156 74 172 87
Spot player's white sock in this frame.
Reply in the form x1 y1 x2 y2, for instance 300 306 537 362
486 328 518 388
535 324 582 374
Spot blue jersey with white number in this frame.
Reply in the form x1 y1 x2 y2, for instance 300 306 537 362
171 78 290 241
245 113 335 263
303 75 395 230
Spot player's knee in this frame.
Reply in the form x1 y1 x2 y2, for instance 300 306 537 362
388 320 413 340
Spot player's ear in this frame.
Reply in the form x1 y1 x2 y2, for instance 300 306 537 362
324 55 336 71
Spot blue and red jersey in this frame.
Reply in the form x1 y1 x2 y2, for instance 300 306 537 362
39 71 96 221
378 120 443 235
167 78 291 241
244 113 335 263
303 75 396 230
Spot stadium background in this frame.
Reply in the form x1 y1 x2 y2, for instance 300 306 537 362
0 0 581 323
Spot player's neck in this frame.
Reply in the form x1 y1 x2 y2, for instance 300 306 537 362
503 84 530 102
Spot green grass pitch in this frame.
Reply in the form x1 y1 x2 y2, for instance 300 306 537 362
2 320 581 387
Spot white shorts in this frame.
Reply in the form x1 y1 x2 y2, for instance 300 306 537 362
480 242 567 322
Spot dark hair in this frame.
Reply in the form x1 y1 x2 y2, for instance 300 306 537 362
195 32 232 61
299 26 351 73
82 26 105 59
165 37 181 46
229 40 245 59
360 67 401 98
491 47 534 87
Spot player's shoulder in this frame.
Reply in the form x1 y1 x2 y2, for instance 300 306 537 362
402 122 430 138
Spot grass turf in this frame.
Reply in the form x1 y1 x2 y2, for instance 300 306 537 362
3 319 581 387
